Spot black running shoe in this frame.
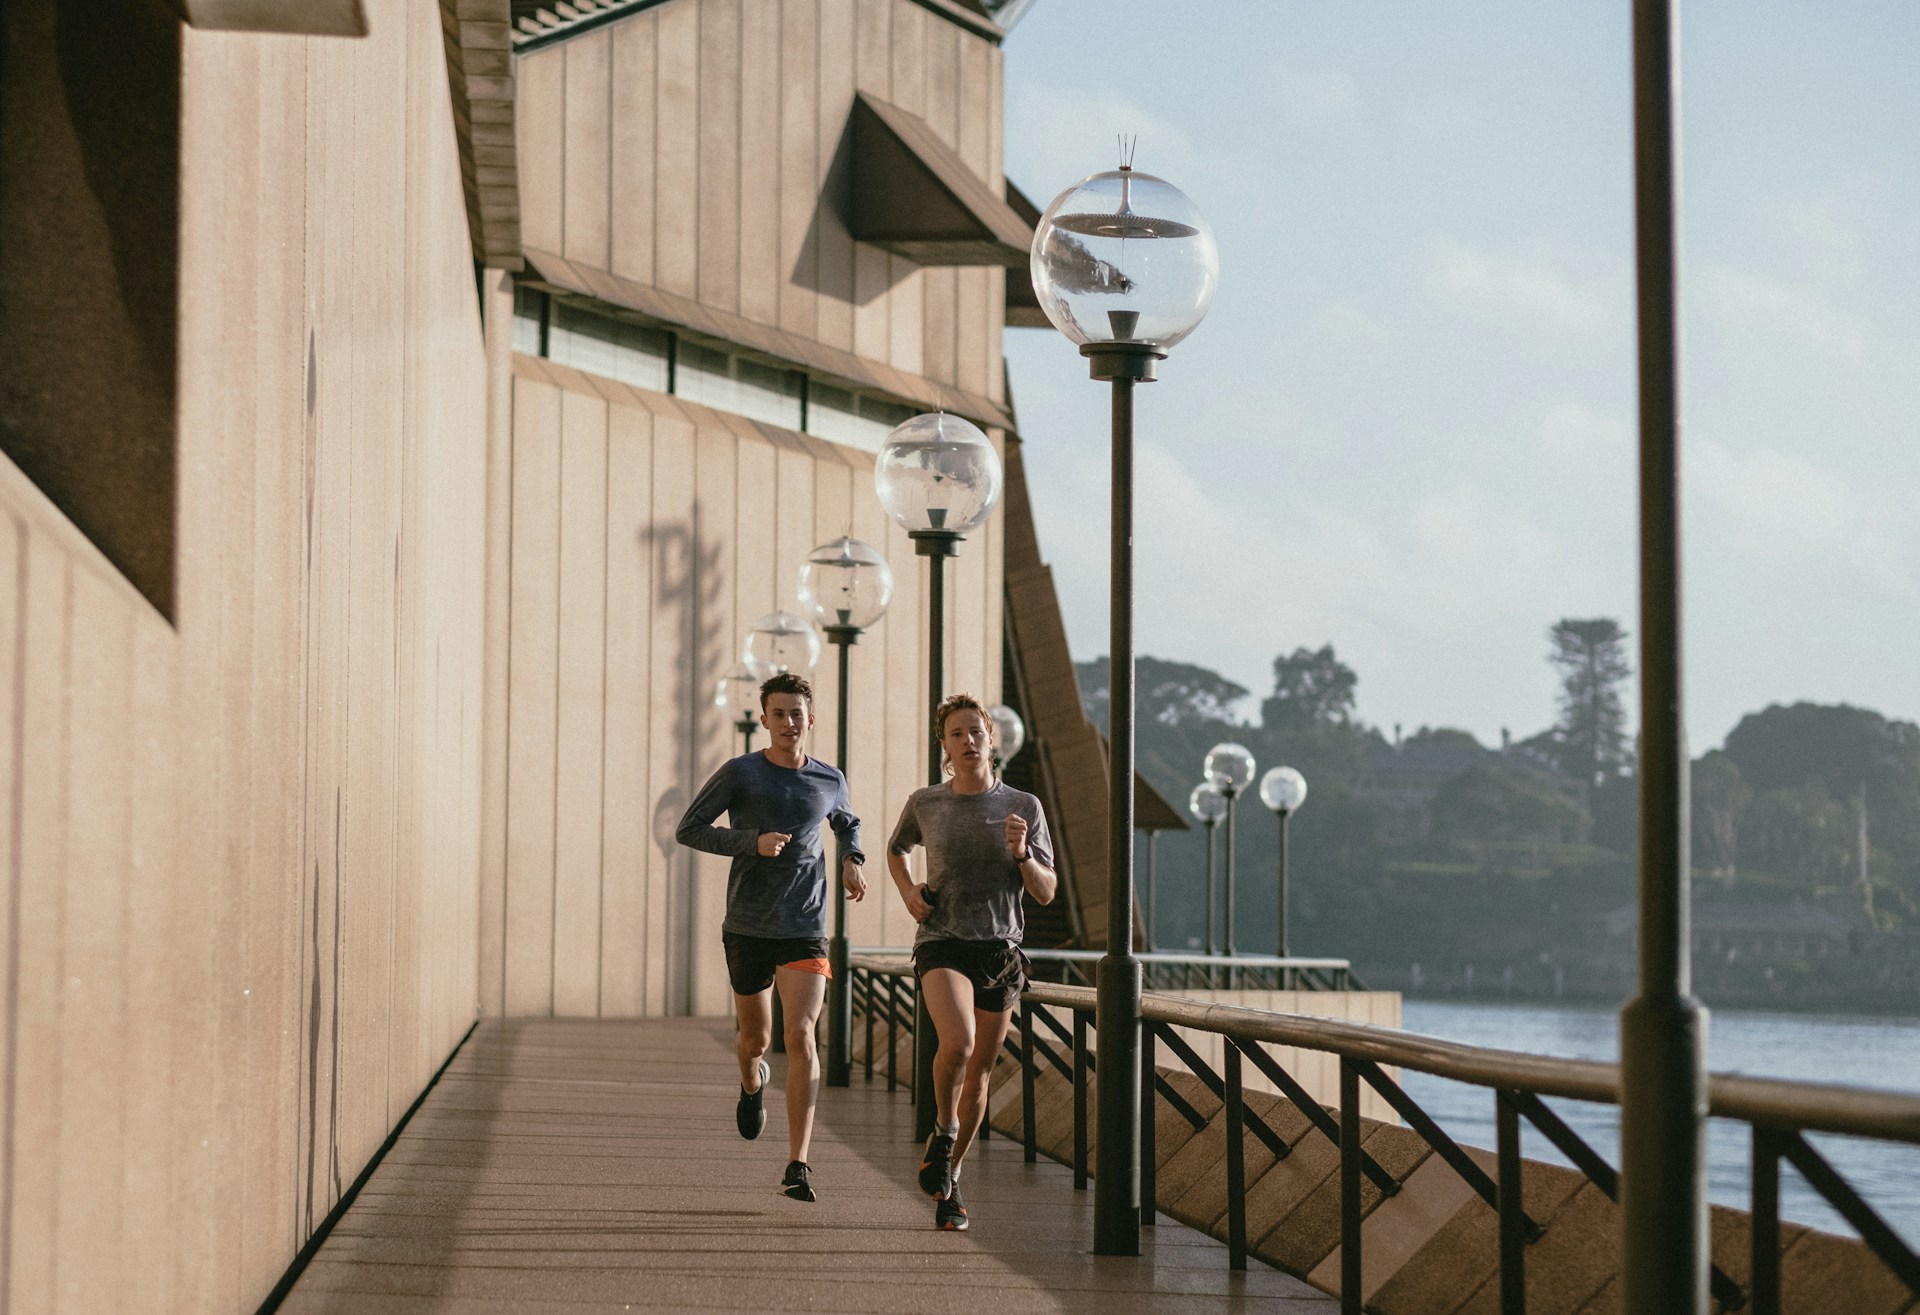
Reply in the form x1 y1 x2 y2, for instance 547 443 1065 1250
935 1184 968 1231
737 1059 770 1140
781 1160 816 1202
918 1132 955 1199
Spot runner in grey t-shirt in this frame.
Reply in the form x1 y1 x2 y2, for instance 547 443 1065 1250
887 694 1057 1231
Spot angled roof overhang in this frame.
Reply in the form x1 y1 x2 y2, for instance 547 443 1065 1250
849 92 1032 268
511 0 1003 52
1002 179 1050 327
521 248 1016 434
443 0 523 270
163 0 367 32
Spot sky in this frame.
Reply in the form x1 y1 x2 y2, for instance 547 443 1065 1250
998 1 1920 755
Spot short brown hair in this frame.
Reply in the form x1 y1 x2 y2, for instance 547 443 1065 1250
759 671 813 709
934 692 992 775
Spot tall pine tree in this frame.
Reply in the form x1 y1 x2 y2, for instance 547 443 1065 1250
1548 618 1632 787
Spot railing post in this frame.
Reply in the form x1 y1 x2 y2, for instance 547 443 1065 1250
1021 1001 1037 1164
1341 1057 1362 1315
863 970 875 1082
1497 1089 1526 1315
1751 1127 1781 1315
1224 1041 1247 1271
1073 1007 1089 1191
885 974 898 1093
1140 1021 1157 1228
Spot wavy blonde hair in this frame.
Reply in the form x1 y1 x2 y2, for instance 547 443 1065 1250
934 692 993 777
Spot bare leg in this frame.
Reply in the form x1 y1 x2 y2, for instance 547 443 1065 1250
776 966 827 1164
919 968 977 1130
735 989 773 1090
951 1007 1014 1173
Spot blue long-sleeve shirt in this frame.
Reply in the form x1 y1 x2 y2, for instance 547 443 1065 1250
675 752 865 938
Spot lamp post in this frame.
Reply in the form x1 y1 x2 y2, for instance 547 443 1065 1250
1204 743 1256 966
1033 156 1216 1256
799 537 894 1089
877 411 1002 1139
986 703 1025 773
715 663 762 755
1620 1 1706 1307
1188 782 1225 956
1259 767 1307 979
744 609 821 682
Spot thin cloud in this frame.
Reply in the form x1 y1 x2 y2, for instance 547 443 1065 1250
1689 438 1912 595
1424 235 1614 334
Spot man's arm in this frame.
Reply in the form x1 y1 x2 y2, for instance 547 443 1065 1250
674 762 760 857
827 774 865 865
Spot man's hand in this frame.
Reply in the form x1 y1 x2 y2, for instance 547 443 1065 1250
1005 814 1030 862
757 831 792 857
842 856 867 901
905 883 934 923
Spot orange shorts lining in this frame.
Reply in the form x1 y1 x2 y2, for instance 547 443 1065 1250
782 957 832 979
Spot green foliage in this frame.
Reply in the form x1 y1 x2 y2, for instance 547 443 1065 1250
1737 781 1853 887
1262 645 1357 733
1691 750 1751 876
1076 655 1250 730
1430 764 1591 849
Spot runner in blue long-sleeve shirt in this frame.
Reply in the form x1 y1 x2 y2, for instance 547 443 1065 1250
676 671 865 1202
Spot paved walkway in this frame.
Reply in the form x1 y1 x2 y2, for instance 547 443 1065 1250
279 1018 1335 1313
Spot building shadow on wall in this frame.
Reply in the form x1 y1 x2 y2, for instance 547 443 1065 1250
643 503 727 1016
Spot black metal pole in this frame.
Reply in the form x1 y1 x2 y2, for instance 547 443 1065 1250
825 626 857 1087
1276 809 1290 961
735 716 755 756
1620 2 1707 1311
1204 818 1217 956
1224 788 1239 959
1143 830 1157 952
909 531 959 1142
1084 339 1161 1257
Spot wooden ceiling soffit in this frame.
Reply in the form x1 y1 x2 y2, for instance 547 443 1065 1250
1002 178 1050 328
521 248 1016 433
849 92 1032 268
442 0 523 270
164 0 367 32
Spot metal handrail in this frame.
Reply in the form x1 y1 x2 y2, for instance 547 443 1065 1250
846 953 1920 1314
850 945 1354 970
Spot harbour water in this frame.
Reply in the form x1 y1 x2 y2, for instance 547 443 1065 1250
1398 1000 1920 1246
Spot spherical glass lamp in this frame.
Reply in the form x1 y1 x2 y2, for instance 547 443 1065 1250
1031 166 1218 349
715 663 762 722
1259 766 1308 814
799 537 894 631
744 610 821 677
987 704 1026 762
875 412 1003 537
1188 781 1226 826
1204 743 1257 795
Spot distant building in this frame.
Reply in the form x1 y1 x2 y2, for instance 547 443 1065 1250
1603 900 1857 961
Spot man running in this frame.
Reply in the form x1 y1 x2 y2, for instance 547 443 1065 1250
676 671 866 1202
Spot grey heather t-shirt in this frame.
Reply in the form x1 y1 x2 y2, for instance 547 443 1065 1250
888 780 1053 946
675 752 864 939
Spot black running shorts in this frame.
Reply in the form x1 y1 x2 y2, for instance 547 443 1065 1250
722 933 831 997
912 938 1029 1012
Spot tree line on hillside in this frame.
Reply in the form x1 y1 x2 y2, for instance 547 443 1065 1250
1073 623 1920 977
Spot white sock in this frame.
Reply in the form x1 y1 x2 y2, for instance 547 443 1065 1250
939 1120 959 1139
